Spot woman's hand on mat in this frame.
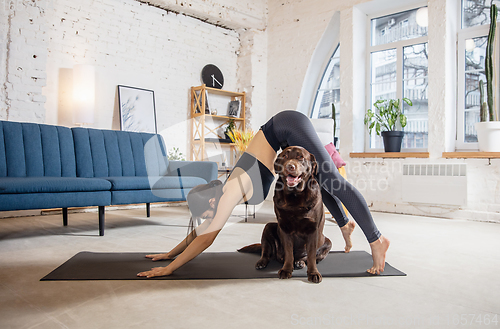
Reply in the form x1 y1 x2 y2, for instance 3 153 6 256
137 266 173 278
145 253 173 261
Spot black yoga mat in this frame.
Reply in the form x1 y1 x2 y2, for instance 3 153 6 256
41 250 405 281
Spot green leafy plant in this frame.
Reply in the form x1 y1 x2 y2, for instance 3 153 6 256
364 98 412 136
167 147 185 161
224 119 236 136
483 2 498 121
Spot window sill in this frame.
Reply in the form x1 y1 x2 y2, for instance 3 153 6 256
442 152 500 159
349 152 430 158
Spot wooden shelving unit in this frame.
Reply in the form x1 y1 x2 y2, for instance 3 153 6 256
190 84 246 166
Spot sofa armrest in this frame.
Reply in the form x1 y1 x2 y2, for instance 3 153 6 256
166 160 218 183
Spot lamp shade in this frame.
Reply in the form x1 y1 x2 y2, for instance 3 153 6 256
416 7 428 28
465 39 476 52
73 64 95 124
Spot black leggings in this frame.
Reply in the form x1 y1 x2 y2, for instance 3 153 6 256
266 110 381 243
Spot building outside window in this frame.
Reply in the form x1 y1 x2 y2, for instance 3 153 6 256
457 0 499 149
310 45 340 140
367 6 429 150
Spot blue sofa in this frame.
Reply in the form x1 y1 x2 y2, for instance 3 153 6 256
0 120 217 235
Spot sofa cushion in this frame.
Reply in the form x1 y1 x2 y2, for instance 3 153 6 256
0 177 112 194
166 161 218 185
105 176 207 191
72 128 168 178
111 189 192 205
0 121 76 178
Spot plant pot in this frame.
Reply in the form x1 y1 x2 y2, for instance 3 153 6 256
475 121 500 152
381 131 404 152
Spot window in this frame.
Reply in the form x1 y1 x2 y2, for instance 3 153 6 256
462 0 498 28
367 6 429 150
310 45 340 140
457 0 499 149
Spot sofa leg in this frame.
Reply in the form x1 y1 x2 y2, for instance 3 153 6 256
146 203 151 217
98 206 105 236
62 208 68 226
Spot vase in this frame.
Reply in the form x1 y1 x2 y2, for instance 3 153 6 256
475 122 500 152
381 131 404 152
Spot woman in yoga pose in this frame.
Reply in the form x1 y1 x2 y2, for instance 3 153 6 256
137 110 390 278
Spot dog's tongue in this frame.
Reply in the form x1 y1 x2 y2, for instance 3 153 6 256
286 175 301 187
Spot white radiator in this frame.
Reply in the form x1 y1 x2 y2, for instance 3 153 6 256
401 164 467 206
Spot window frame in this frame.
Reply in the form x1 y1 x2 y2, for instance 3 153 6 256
365 2 429 152
456 6 500 150
310 44 340 120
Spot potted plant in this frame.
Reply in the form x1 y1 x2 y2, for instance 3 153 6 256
364 98 413 152
223 119 236 142
226 129 255 156
476 3 500 152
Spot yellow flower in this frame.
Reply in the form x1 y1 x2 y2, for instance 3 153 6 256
227 129 255 154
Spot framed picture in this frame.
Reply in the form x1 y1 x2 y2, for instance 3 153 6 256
227 100 240 117
118 85 157 133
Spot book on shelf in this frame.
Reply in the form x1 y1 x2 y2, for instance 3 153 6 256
194 138 233 143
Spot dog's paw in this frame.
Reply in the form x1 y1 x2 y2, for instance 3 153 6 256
255 259 269 270
307 272 322 283
315 253 328 264
278 268 293 279
294 260 305 269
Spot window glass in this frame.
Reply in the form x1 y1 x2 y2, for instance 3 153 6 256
457 1 498 148
369 48 397 149
465 36 487 71
371 7 428 46
368 7 428 150
464 36 487 142
311 46 340 142
403 43 428 148
462 0 500 28
370 48 397 102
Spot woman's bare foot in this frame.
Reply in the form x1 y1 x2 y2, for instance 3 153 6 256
340 221 355 253
367 235 390 275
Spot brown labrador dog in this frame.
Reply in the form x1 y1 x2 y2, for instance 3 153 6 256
239 146 332 283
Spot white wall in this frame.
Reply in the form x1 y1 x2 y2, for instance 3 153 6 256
237 28 268 130
0 0 49 122
0 0 267 158
266 0 500 223
145 0 267 30
1 0 499 222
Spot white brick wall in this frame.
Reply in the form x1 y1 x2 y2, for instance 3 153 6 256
0 0 49 122
145 0 267 30
42 0 240 131
236 28 267 131
266 0 341 118
0 7 8 119
0 0 267 157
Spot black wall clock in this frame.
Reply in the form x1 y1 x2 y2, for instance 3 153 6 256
201 64 224 89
